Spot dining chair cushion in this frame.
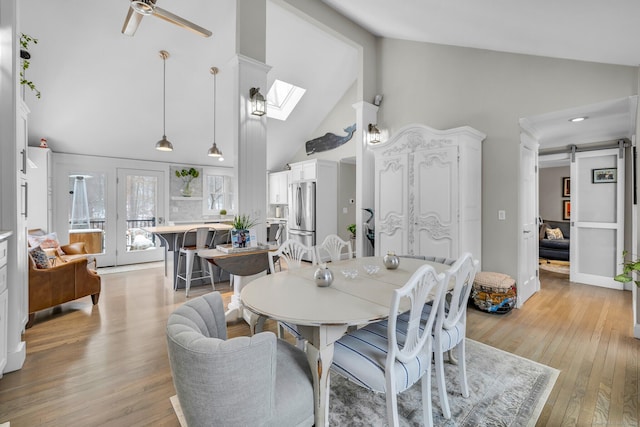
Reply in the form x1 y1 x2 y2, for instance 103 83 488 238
332 320 432 393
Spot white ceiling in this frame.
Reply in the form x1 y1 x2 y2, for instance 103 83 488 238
19 0 357 171
322 0 640 66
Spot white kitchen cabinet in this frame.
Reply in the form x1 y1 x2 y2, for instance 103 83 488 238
0 235 10 377
27 146 53 232
290 161 316 182
370 124 485 265
268 170 289 205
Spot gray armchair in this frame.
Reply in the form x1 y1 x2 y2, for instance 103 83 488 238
166 292 314 427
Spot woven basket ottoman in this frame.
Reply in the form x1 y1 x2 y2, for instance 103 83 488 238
471 271 516 314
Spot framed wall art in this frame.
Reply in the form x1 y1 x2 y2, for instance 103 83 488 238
562 177 570 197
592 168 617 183
563 200 571 220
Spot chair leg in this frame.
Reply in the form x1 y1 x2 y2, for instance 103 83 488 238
457 340 470 398
435 345 451 419
175 252 183 291
185 251 194 298
207 262 215 290
385 380 400 427
421 352 435 427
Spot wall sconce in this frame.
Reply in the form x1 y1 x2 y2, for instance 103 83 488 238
249 87 266 116
368 123 381 144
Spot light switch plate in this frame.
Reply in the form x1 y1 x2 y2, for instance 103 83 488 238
498 210 506 220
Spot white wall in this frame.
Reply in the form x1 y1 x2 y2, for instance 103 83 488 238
289 81 357 164
377 38 638 278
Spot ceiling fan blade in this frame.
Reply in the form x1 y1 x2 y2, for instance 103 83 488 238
152 6 212 38
122 6 144 36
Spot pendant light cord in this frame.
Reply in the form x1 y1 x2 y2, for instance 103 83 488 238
163 55 166 137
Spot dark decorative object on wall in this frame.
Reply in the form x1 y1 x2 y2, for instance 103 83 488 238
363 208 375 248
562 177 570 197
305 124 356 155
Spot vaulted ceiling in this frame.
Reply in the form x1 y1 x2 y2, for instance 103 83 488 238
19 0 357 171
20 1 639 169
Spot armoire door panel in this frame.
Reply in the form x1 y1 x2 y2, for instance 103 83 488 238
375 156 407 219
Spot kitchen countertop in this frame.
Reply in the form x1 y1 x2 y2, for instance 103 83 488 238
0 230 13 241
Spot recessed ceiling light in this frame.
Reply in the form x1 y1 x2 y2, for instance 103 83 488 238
569 116 588 122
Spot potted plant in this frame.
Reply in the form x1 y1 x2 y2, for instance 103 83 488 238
231 214 258 248
614 250 640 287
347 223 356 246
20 33 40 99
175 167 199 197
219 209 227 217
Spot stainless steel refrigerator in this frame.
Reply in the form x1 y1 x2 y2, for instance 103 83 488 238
288 181 316 257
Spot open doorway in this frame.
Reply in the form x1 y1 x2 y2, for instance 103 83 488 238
519 96 638 306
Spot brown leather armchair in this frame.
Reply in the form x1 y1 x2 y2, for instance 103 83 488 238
27 243 101 328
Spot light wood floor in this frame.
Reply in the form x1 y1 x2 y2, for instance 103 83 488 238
0 267 638 426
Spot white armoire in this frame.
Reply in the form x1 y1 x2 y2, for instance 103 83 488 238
370 124 485 265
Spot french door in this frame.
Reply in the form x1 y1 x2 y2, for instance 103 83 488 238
570 148 624 289
115 169 165 265
518 135 539 306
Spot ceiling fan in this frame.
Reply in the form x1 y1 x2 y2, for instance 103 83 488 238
122 0 212 38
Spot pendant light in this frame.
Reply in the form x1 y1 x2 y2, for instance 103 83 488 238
155 50 173 152
207 66 224 161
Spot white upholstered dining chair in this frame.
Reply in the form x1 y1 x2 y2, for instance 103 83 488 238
315 234 352 262
166 292 314 427
330 263 447 427
268 239 316 348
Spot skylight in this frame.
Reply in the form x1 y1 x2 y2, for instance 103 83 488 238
266 79 306 121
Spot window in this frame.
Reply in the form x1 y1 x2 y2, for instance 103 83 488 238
266 79 306 121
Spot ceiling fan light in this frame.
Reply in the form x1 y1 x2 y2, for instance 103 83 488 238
156 136 173 151
131 0 154 15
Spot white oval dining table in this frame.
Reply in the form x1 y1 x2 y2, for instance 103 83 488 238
241 256 452 427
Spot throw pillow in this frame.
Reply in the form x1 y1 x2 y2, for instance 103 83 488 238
29 246 51 269
28 232 65 256
546 227 564 240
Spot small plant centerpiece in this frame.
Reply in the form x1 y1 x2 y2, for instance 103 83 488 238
175 167 199 197
219 209 227 217
20 33 40 99
231 214 258 231
231 214 258 248
614 250 640 287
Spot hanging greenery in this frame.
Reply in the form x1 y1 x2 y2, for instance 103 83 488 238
20 33 41 99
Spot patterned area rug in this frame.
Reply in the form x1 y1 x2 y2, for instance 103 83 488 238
171 339 559 427
329 339 559 426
